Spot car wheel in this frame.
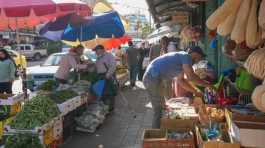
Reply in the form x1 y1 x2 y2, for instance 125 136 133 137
34 53 41 61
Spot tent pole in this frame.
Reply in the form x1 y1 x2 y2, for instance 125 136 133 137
15 18 27 98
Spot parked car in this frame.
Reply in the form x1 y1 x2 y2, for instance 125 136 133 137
3 46 27 69
14 44 48 60
26 49 96 90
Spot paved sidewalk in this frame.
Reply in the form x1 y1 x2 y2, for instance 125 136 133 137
63 83 153 148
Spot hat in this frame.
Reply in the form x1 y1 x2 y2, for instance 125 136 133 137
188 46 206 57
93 45 105 51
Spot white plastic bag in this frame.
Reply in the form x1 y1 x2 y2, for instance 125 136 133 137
142 57 150 68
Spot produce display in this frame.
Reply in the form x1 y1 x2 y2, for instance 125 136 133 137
244 48 265 79
38 80 58 91
0 106 11 120
5 134 43 148
80 72 98 82
10 95 60 129
207 0 265 48
49 90 78 104
70 80 91 94
75 102 109 133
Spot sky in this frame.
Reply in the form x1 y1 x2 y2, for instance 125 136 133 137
107 0 150 19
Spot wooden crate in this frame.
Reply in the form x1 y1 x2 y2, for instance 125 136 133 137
195 126 240 148
143 129 167 148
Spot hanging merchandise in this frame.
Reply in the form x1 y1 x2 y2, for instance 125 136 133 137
206 0 242 30
258 0 265 30
207 0 265 48
251 84 265 113
244 48 265 79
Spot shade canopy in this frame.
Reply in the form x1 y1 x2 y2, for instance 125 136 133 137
0 0 91 30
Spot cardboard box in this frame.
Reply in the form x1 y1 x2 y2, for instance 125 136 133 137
230 121 265 148
160 118 196 131
195 126 240 148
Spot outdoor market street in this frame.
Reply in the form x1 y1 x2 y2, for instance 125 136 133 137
63 83 153 148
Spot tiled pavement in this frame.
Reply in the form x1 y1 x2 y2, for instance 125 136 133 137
63 83 153 148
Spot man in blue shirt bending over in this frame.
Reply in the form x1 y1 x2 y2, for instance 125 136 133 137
143 51 213 128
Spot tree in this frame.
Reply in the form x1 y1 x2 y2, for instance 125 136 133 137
141 23 154 38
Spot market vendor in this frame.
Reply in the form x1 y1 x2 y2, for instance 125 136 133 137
55 45 89 84
188 46 216 83
143 51 213 128
93 45 117 112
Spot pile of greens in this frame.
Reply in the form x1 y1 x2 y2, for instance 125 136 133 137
49 90 78 104
5 134 43 148
10 95 60 129
38 80 58 91
80 72 98 83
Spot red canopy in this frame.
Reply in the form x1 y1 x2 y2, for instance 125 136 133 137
0 0 91 30
104 36 131 50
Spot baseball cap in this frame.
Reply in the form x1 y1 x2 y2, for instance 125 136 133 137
188 46 206 57
93 45 105 51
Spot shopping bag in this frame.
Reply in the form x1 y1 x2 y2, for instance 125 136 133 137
91 80 106 98
142 57 150 68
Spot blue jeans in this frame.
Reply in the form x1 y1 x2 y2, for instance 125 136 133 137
129 65 139 86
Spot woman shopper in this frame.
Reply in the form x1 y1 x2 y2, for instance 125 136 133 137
0 49 16 94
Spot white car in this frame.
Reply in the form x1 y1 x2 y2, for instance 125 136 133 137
26 50 97 90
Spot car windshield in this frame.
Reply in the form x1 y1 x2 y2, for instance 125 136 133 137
83 49 97 62
43 54 64 66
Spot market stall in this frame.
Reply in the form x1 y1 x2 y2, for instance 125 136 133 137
142 0 265 148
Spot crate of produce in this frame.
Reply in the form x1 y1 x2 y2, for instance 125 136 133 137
143 129 167 148
4 116 61 146
0 102 22 121
0 93 24 105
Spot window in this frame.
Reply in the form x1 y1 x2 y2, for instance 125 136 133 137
25 46 31 50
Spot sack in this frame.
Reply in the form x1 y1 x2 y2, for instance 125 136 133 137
142 57 150 68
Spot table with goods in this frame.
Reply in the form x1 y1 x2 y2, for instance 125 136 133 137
142 0 265 147
0 64 129 148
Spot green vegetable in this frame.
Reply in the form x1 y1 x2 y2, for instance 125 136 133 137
49 90 78 104
80 72 98 83
5 134 43 148
10 95 60 129
38 80 58 91
0 105 11 120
